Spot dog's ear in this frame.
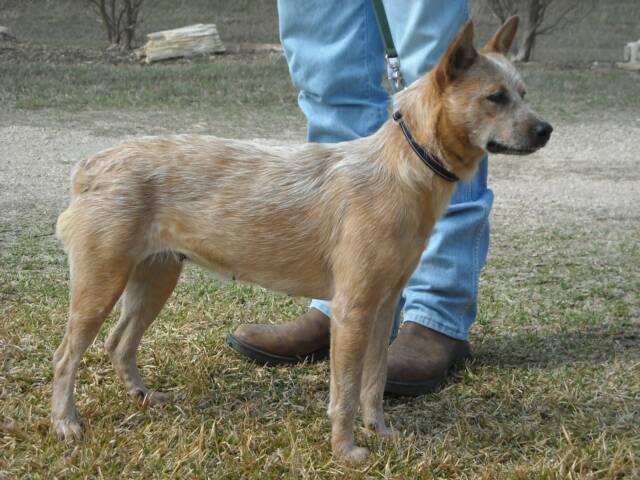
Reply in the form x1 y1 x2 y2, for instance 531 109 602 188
482 16 519 55
434 21 477 89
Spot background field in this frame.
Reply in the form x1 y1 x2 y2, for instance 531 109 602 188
1 1 639 478
1 0 639 62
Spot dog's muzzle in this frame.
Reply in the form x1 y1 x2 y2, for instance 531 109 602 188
487 120 553 155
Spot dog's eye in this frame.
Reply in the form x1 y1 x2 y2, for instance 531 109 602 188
487 91 509 105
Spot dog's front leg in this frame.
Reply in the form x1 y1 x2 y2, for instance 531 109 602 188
359 290 400 437
328 291 379 464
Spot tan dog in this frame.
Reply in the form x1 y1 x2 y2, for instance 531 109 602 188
52 17 551 462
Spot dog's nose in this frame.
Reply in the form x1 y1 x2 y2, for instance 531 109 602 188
533 121 553 144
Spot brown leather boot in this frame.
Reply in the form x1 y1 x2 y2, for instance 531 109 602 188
226 308 330 365
385 322 470 396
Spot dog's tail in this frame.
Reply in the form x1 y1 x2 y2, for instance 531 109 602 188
55 206 75 253
55 159 91 253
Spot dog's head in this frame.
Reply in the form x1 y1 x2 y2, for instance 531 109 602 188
432 17 552 156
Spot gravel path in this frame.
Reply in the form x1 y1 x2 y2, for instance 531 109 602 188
1 116 639 246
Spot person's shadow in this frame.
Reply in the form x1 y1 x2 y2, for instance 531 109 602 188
472 323 639 369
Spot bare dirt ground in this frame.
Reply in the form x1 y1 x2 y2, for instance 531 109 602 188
1 113 639 243
0 110 306 245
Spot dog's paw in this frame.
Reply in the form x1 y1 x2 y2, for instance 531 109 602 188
130 389 172 407
365 423 398 440
362 416 398 440
339 446 370 464
52 414 83 441
334 440 370 464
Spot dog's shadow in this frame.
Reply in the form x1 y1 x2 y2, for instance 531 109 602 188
385 323 639 437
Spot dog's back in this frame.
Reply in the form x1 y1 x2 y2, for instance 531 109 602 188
55 134 389 297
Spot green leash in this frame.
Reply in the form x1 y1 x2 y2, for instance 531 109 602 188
371 0 406 93
371 1 458 181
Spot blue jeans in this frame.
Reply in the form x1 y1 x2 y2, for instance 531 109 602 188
278 0 493 341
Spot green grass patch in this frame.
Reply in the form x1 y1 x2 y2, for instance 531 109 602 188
0 57 297 113
2 60 638 125
521 65 640 122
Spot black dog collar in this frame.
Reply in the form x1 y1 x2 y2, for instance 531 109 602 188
392 110 459 183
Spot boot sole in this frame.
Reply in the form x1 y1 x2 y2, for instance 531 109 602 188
226 333 329 366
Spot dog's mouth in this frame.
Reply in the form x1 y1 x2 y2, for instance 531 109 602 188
486 140 537 155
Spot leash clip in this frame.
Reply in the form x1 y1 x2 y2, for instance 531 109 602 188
386 55 406 93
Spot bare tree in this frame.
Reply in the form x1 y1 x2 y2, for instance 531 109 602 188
89 0 144 51
484 0 594 61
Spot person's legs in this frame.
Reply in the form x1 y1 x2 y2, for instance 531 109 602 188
313 0 491 342
229 1 495 394
379 0 495 394
227 0 389 363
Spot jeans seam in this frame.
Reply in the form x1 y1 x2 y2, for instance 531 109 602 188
364 0 389 126
468 203 487 315
363 0 372 110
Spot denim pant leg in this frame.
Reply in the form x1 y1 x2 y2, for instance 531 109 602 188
399 160 493 341
383 0 470 82
383 1 493 341
383 1 493 340
277 0 388 144
278 0 389 318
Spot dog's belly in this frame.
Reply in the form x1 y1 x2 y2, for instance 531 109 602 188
146 181 338 299
182 250 334 300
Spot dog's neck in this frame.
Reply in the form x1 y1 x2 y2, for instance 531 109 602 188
377 76 485 185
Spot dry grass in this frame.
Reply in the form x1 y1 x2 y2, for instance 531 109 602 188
1 209 638 477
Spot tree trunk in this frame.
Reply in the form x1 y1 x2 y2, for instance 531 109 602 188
90 0 142 50
122 0 143 51
514 0 541 62
514 25 536 61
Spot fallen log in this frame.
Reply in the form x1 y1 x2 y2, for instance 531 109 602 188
139 23 225 63
616 40 640 71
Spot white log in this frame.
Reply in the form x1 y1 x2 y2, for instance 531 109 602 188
616 40 640 71
623 40 640 64
142 23 225 63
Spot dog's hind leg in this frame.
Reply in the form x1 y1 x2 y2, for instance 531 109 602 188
105 254 182 407
52 247 133 440
360 290 400 438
